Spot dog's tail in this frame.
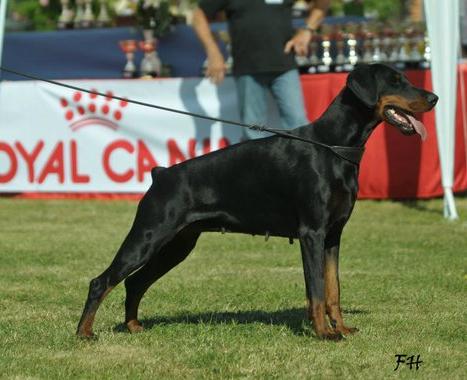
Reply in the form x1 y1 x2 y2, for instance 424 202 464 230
151 166 166 182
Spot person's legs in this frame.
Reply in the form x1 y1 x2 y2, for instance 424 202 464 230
235 74 269 140
270 69 309 130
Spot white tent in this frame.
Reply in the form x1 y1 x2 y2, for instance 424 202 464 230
424 0 460 219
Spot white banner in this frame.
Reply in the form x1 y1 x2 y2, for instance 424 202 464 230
0 78 244 192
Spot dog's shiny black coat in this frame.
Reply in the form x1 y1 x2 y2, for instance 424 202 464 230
77 64 438 340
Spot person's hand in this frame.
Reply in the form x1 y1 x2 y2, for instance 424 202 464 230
205 50 227 84
284 29 313 57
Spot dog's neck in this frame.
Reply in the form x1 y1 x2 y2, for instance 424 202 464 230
300 87 381 148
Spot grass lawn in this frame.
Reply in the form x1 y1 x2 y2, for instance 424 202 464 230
0 197 466 379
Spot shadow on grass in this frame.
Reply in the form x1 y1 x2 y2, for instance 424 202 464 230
114 307 368 336
398 200 443 215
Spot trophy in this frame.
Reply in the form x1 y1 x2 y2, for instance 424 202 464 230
307 34 320 74
345 32 359 71
81 0 95 28
57 0 74 29
139 39 161 77
408 27 424 67
361 31 374 64
334 29 346 73
395 30 410 70
386 28 399 64
74 0 84 28
119 40 138 78
317 25 332 73
96 0 112 27
420 33 431 69
217 30 233 74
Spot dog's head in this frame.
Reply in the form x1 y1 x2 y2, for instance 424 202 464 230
347 63 438 140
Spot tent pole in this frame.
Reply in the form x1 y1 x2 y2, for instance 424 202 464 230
0 0 8 80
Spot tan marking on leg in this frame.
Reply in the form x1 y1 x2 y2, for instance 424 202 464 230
126 319 144 333
308 297 342 340
77 286 114 338
324 256 358 336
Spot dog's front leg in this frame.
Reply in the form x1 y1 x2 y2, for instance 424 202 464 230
299 230 343 341
324 245 358 336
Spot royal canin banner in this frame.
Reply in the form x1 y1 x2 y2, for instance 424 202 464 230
0 78 246 193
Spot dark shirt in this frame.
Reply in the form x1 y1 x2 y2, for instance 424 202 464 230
199 0 297 75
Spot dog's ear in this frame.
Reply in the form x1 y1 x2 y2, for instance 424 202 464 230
346 64 378 108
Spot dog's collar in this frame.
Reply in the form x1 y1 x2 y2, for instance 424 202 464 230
267 128 365 165
328 145 365 165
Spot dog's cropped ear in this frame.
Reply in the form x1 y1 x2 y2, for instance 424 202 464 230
346 64 378 108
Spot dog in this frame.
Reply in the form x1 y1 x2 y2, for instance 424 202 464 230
77 63 438 340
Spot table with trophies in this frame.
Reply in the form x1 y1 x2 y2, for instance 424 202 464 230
1 19 467 197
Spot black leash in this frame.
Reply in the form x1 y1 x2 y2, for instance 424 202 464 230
0 66 364 165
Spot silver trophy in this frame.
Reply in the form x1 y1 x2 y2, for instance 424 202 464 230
96 0 112 27
318 39 332 73
317 26 332 73
307 35 320 74
57 0 74 29
361 31 374 64
420 34 431 69
345 33 359 71
81 0 95 28
74 0 84 28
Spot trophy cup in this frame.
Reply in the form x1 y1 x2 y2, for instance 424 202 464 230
395 29 409 70
408 27 423 67
307 34 320 74
420 33 431 69
361 30 374 64
119 40 138 78
73 0 84 28
334 29 346 73
96 0 112 27
345 34 359 71
139 39 162 77
217 30 233 75
317 25 332 73
57 0 74 29
81 0 95 28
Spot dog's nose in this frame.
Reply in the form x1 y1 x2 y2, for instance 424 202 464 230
426 93 438 106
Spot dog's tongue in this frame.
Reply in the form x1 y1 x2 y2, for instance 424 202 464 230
407 114 427 141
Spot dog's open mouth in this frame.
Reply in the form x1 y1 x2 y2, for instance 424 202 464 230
383 106 427 140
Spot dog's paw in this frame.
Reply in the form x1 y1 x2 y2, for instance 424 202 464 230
76 330 98 340
126 319 144 334
316 327 344 341
335 326 359 336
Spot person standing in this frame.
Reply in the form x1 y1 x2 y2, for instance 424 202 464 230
192 0 330 139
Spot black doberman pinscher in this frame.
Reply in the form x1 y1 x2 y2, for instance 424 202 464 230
77 64 437 340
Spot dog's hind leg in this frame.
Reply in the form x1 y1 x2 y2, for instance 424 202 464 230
76 194 173 338
124 225 201 333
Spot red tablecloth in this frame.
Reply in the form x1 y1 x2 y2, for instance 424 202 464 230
301 65 467 199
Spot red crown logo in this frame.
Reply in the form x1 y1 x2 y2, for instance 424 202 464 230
60 90 128 131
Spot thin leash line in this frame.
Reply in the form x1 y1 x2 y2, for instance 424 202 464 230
0 66 256 130
0 66 364 164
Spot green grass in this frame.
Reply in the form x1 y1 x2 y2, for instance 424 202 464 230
0 197 466 379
